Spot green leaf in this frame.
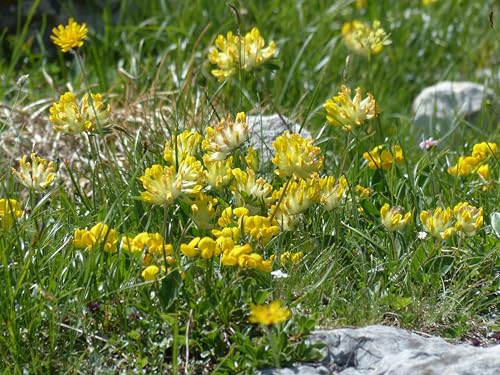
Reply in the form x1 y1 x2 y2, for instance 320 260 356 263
159 270 182 310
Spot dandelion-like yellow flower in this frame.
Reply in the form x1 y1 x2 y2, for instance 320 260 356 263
12 153 57 192
453 202 483 236
249 300 291 326
380 203 412 232
0 199 22 231
318 175 349 211
363 144 404 170
49 92 110 134
203 112 248 161
51 18 88 53
420 207 455 240
208 27 276 82
323 85 379 131
342 20 391 56
272 131 324 179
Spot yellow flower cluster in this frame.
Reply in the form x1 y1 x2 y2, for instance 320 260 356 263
342 20 391 56
249 300 291 326
73 223 119 253
208 27 276 82
380 203 412 232
448 142 497 186
324 85 379 131
269 251 304 266
231 168 274 213
49 92 111 134
51 18 88 53
363 144 404 170
272 131 324 179
11 154 57 192
420 202 483 240
202 112 249 161
0 199 22 231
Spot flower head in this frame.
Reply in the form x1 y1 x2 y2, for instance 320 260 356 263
249 300 291 325
0 199 22 231
231 168 274 212
324 85 378 131
453 202 483 236
380 203 412 232
420 207 455 240
318 175 349 211
272 131 323 179
342 20 391 56
203 112 248 161
49 92 110 134
471 142 497 162
419 137 439 150
363 144 404 170
142 265 160 281
51 18 88 52
164 130 202 166
208 27 276 81
12 153 57 192
73 223 119 253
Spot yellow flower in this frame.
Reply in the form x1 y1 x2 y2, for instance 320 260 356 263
270 251 304 266
221 243 253 266
422 0 438 6
231 168 274 212
89 223 119 253
51 18 88 52
242 215 280 244
453 202 483 236
471 142 497 162
249 300 291 325
124 232 173 255
318 175 349 211
188 193 218 230
245 147 259 171
238 253 273 272
0 199 22 230
380 203 412 232
203 155 233 189
355 185 373 198
73 229 95 249
323 85 379 131
180 236 220 259
274 177 318 215
447 156 479 177
163 130 202 166
420 207 455 240
203 112 248 161
342 20 391 56
476 164 489 180
49 92 110 134
141 265 160 281
208 27 276 82
217 206 249 228
140 158 205 206
363 144 404 170
12 153 57 192
272 131 324 179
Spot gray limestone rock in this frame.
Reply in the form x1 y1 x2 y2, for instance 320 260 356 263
260 325 500 375
412 81 496 139
246 114 312 161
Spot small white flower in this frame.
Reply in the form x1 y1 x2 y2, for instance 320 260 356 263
417 231 428 240
271 269 289 279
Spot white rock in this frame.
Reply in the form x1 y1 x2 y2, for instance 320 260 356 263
412 81 495 138
260 325 500 375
